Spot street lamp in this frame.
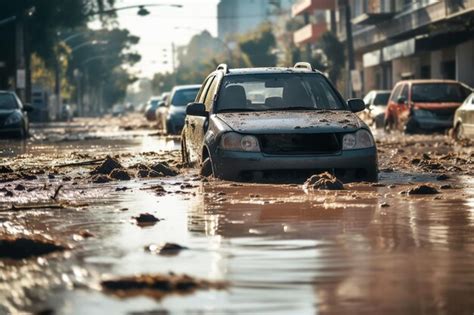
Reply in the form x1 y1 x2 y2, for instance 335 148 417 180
89 3 183 16
70 40 108 52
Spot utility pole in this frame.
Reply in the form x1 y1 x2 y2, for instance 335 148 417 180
15 16 26 102
343 0 356 98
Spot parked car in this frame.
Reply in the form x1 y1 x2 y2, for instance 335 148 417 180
0 91 33 138
384 80 471 133
157 85 201 135
111 104 126 117
181 63 378 182
145 96 163 121
362 90 391 128
452 92 474 140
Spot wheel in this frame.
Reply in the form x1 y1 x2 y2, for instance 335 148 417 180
454 123 464 141
200 157 213 177
366 166 378 183
404 118 419 134
181 137 189 165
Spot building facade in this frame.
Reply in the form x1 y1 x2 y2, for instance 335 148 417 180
292 0 474 95
218 0 295 39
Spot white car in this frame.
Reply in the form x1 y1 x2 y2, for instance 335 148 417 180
362 90 391 128
453 92 474 140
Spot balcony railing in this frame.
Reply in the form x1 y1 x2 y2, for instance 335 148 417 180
292 0 335 17
352 0 397 24
293 22 328 45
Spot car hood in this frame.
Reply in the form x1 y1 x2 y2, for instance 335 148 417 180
216 111 362 134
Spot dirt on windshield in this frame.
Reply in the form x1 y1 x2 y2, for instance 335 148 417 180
0 114 473 314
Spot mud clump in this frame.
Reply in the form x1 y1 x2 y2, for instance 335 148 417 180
0 165 13 174
101 273 226 300
408 184 439 195
109 169 131 181
133 213 160 225
145 243 188 256
150 162 178 177
91 174 111 183
0 235 67 260
91 156 123 175
304 172 344 191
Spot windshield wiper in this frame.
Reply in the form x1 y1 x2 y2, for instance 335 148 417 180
268 106 316 111
217 108 259 113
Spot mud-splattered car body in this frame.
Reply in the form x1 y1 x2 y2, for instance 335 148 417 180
181 64 378 182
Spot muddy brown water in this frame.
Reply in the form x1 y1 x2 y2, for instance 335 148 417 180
1 117 473 314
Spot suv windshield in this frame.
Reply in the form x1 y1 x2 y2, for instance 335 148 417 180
171 88 200 106
0 93 17 110
373 92 390 106
216 73 346 112
412 83 469 103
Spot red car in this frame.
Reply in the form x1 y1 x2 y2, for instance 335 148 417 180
384 80 471 133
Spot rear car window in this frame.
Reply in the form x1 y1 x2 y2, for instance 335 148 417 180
412 83 468 103
373 93 390 106
171 88 200 106
216 73 346 112
0 93 17 110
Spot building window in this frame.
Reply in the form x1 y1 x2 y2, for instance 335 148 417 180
442 60 455 80
420 65 431 79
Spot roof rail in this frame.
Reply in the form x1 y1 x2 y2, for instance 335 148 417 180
294 62 314 71
216 63 229 73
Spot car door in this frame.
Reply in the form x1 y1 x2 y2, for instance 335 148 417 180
196 75 221 162
186 76 214 163
466 95 474 136
387 84 402 124
397 84 410 129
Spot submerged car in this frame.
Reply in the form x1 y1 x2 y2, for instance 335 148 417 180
384 80 471 133
453 92 474 140
362 90 391 128
181 63 378 182
0 91 33 139
158 85 201 135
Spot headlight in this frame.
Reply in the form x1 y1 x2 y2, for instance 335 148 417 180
342 129 374 150
220 132 260 152
413 109 435 118
4 113 22 125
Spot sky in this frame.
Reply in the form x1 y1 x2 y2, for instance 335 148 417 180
113 0 220 78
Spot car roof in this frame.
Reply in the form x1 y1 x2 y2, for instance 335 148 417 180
224 67 324 76
172 84 201 91
396 79 462 85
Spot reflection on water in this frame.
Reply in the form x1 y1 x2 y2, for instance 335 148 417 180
1 126 474 314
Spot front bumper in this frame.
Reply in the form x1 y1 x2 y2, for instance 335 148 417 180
212 147 378 182
410 116 453 130
0 124 23 138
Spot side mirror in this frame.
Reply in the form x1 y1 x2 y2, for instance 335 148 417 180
23 104 34 112
347 99 366 113
186 102 207 117
397 96 407 105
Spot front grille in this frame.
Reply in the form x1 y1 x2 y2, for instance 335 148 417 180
258 133 341 155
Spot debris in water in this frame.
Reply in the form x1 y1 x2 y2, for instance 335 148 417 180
408 184 439 195
101 273 226 300
304 172 344 190
0 165 13 173
91 174 111 184
109 169 131 181
145 243 188 256
133 213 160 225
436 174 450 181
0 235 67 260
14 184 25 191
91 156 123 175
150 162 178 176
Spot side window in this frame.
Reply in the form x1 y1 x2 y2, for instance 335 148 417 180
204 76 219 111
197 77 213 104
400 84 408 101
390 85 402 102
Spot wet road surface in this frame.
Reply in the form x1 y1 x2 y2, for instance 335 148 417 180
1 115 473 314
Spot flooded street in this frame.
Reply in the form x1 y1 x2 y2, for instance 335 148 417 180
1 115 473 314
